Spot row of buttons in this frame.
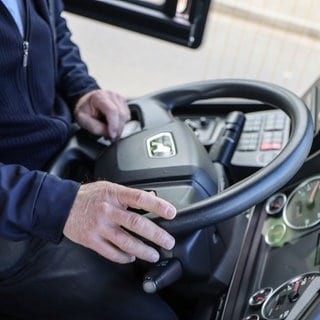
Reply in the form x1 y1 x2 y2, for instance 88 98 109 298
237 112 287 152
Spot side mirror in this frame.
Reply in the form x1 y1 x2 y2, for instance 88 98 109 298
63 0 212 48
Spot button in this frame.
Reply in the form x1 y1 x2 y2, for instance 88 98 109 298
260 142 282 151
262 131 273 140
271 121 285 131
244 125 260 132
271 142 282 150
272 131 283 141
264 113 286 131
237 143 257 151
260 143 273 151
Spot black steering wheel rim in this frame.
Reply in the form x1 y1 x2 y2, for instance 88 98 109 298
49 79 314 236
131 79 314 235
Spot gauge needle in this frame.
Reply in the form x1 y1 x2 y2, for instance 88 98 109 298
288 280 301 303
307 181 320 208
295 202 303 218
293 280 301 294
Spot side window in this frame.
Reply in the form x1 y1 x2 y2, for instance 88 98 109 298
63 0 212 48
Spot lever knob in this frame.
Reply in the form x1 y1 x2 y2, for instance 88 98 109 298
142 258 182 293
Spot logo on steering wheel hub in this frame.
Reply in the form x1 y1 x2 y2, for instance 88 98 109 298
147 132 176 158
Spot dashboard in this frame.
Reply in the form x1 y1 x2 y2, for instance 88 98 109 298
52 79 320 320
173 111 320 319
170 79 320 320
217 80 320 320
225 171 320 320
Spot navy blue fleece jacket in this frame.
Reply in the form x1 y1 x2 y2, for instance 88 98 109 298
0 0 100 242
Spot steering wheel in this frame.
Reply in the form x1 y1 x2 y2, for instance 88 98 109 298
110 79 312 232
49 79 313 290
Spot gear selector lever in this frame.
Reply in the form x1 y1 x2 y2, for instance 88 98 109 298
142 258 183 293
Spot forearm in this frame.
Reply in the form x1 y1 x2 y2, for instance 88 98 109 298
54 0 100 108
0 163 80 243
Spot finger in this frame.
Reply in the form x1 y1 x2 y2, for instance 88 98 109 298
109 207 175 251
97 91 129 137
90 234 136 264
77 112 109 136
106 225 160 263
100 92 130 138
112 92 131 122
117 187 176 220
87 91 120 139
97 101 120 140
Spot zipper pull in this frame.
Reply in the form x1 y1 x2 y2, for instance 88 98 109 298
23 41 29 67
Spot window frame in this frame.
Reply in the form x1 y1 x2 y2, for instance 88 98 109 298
63 0 212 48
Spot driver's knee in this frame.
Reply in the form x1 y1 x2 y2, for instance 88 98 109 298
0 237 177 320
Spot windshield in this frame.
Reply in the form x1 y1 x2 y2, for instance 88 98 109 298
64 0 320 98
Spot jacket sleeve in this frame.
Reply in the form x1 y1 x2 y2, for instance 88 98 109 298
0 164 80 243
54 0 100 108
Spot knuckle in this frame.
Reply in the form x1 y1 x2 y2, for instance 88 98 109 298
109 226 124 243
154 200 165 213
97 201 108 213
127 213 143 230
119 236 134 252
105 104 117 116
89 234 100 247
152 228 166 243
131 190 145 206
149 197 167 217
119 106 129 120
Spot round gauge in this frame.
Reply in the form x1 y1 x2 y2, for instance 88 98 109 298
265 223 286 246
261 272 320 320
283 176 320 230
249 287 273 306
266 193 287 215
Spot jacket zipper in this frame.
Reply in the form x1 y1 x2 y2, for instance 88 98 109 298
23 0 30 68
47 0 58 84
23 40 29 67
22 0 36 114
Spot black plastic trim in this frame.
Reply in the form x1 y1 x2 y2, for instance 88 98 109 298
63 0 211 48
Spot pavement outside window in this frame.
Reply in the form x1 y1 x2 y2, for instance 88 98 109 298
64 0 320 98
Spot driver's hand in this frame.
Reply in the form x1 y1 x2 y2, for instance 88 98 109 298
63 181 176 264
74 89 131 140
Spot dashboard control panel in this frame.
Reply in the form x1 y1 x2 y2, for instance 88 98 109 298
182 109 290 168
231 110 290 167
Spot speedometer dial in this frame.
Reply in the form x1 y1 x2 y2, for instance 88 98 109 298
283 176 320 230
261 272 320 320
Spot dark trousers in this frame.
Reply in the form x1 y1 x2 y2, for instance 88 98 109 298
0 237 177 320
